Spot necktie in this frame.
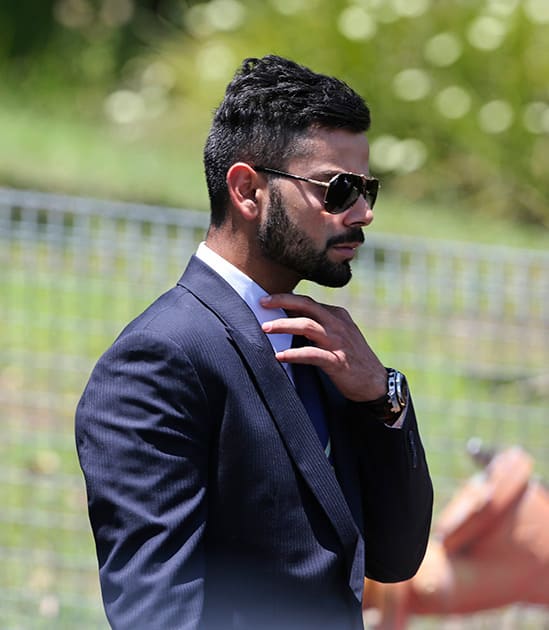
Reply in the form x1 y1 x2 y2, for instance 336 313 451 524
291 338 332 461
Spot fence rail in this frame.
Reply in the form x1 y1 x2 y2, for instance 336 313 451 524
2 187 548 628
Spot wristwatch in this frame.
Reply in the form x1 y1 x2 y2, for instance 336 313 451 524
363 368 409 425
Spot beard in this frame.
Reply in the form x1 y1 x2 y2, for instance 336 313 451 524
257 187 364 288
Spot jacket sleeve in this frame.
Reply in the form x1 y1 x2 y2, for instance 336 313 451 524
75 330 212 630
350 396 433 583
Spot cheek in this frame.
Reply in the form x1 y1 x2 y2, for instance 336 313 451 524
304 225 330 251
285 183 323 215
292 211 320 236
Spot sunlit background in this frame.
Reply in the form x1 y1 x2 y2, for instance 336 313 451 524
2 0 549 226
1 1 549 628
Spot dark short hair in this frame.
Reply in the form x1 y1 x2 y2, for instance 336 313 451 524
204 55 371 226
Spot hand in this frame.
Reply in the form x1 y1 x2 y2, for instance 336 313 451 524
260 293 387 402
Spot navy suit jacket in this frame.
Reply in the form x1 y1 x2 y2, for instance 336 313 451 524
76 256 433 630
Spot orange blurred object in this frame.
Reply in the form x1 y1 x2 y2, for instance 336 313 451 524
363 445 549 629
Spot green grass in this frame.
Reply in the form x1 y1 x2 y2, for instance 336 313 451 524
373 195 549 251
0 100 208 210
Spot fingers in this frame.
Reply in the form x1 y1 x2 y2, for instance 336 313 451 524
261 293 335 320
261 315 331 367
261 293 328 345
262 316 324 340
260 293 352 369
261 295 339 367
260 292 387 401
274 345 328 367
260 293 346 332
260 293 350 348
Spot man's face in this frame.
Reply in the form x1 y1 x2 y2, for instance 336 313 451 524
258 185 362 287
257 128 374 288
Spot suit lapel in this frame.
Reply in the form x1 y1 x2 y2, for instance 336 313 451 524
178 258 361 579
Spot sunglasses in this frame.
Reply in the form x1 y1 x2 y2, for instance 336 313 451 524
254 166 380 214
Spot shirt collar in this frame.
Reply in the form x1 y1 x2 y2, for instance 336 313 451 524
195 242 293 358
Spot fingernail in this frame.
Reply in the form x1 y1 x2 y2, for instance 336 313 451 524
260 295 272 304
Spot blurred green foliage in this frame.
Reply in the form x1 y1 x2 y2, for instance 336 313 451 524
1 0 548 225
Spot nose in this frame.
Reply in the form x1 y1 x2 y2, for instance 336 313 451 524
342 196 374 227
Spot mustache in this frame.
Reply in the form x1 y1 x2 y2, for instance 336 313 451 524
326 228 365 248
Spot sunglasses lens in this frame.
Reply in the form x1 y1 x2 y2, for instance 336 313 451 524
324 174 379 213
325 174 361 213
364 178 379 209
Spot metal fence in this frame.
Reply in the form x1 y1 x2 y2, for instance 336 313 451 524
2 186 548 628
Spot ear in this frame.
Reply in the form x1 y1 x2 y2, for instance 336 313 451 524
226 162 267 221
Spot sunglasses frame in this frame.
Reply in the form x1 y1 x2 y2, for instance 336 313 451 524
254 166 379 214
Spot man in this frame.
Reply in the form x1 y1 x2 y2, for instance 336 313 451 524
76 55 433 630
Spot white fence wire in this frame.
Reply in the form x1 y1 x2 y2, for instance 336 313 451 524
1 187 548 628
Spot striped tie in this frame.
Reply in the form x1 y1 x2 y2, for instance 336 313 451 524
291 346 332 461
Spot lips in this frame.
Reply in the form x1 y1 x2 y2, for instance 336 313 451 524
330 242 362 258
332 242 362 250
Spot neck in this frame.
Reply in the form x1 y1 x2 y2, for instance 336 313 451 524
205 228 299 294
